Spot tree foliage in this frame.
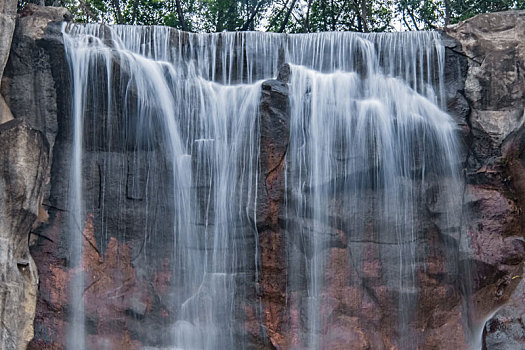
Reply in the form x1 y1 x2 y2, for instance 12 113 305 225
448 0 525 23
17 0 525 32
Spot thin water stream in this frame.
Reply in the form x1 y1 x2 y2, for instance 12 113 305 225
62 24 463 349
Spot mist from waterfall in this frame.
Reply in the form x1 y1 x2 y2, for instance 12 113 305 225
61 24 464 349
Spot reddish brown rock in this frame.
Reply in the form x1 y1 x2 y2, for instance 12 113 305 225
29 211 176 349
256 71 291 349
29 214 148 349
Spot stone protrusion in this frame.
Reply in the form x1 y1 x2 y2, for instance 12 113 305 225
0 119 48 350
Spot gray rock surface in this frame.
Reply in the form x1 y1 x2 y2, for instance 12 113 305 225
446 10 525 161
0 119 48 350
0 0 17 81
0 5 66 349
0 0 17 125
1 4 70 155
0 94 13 123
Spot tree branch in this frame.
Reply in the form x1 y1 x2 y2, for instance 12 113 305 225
241 0 265 31
278 0 297 32
352 0 369 32
268 0 290 30
175 0 187 31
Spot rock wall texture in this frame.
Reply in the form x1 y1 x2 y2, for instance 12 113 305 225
0 0 17 123
0 2 50 350
0 0 16 76
0 5 524 350
254 67 291 349
0 119 48 349
250 12 525 349
445 11 525 349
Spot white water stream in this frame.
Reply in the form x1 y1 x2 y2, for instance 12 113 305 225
62 24 463 349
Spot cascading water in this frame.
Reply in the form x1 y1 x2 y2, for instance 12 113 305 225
62 23 268 349
286 66 461 348
283 33 463 349
61 24 465 349
63 29 87 350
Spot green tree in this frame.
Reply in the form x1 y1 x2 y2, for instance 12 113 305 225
396 0 443 30
16 0 525 31
448 0 525 24
267 0 393 33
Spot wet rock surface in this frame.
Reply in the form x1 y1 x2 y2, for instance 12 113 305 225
254 68 290 349
0 5 524 349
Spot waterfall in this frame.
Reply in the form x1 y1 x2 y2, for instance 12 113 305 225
284 33 461 348
286 66 461 348
63 26 87 350
62 23 268 349
61 24 463 349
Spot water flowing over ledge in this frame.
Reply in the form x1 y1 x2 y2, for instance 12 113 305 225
58 22 468 350
3 8 522 349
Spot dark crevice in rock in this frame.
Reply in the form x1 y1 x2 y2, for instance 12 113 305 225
446 47 483 66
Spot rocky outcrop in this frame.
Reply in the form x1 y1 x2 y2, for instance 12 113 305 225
445 10 525 349
0 3 55 350
0 5 67 350
1 4 70 164
0 0 17 80
446 10 524 163
255 65 290 348
0 120 48 350
0 0 17 123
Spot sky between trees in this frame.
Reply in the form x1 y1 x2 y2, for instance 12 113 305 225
20 0 525 32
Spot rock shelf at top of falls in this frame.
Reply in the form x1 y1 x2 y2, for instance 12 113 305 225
0 4 524 350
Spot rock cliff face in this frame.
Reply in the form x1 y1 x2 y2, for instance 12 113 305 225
0 5 524 350
0 2 50 350
445 11 525 349
0 0 16 124
0 120 48 349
